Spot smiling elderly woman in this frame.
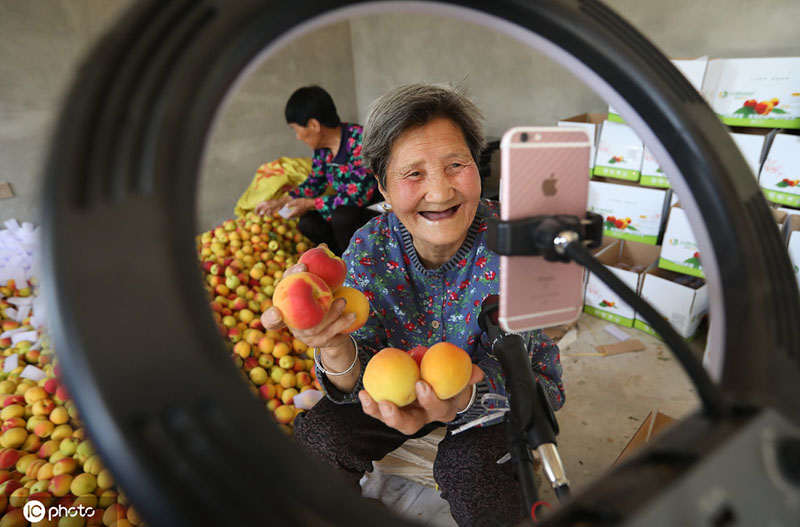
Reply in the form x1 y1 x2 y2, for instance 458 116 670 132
262 84 564 526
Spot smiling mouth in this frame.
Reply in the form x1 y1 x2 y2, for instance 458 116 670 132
419 205 460 221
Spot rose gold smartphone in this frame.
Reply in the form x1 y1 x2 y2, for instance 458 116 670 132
499 127 591 331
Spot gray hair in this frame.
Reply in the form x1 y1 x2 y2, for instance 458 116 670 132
362 84 486 188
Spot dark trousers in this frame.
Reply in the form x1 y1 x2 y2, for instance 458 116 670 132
298 206 378 256
293 397 527 526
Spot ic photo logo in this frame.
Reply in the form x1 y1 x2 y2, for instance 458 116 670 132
23 500 46 522
23 500 95 523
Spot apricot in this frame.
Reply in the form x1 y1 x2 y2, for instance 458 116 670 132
298 246 347 291
332 287 370 334
420 342 473 400
272 272 333 330
363 348 421 407
70 473 98 495
274 405 295 424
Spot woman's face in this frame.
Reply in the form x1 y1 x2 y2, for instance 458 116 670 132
289 121 321 150
380 117 481 258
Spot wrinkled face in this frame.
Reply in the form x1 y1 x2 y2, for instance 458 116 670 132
289 121 321 150
380 118 481 258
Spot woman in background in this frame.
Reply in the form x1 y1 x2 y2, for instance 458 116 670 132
256 86 377 255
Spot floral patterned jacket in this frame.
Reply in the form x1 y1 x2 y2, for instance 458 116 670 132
288 122 377 221
317 199 565 427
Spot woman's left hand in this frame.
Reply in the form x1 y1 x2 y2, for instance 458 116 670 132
358 365 484 435
286 198 316 219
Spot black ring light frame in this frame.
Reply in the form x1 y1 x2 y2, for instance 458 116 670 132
41 0 800 525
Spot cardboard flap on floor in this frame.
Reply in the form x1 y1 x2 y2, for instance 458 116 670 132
595 339 646 356
584 240 661 327
760 132 800 207
615 411 677 465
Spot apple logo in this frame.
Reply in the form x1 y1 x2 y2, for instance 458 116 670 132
542 174 557 196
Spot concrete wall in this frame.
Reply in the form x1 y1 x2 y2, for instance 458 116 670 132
0 0 134 224
2 0 799 229
349 0 800 138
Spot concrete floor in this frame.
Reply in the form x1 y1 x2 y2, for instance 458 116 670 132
361 312 704 525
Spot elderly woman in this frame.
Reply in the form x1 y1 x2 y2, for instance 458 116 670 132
262 84 564 526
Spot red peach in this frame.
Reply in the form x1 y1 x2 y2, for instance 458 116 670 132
47 473 73 497
298 246 347 291
408 346 428 368
272 272 333 330
43 379 58 395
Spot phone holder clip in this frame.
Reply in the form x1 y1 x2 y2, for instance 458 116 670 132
486 211 603 262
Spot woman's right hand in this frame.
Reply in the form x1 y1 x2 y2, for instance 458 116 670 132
260 262 357 351
255 196 288 217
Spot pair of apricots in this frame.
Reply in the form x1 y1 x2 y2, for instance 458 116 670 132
363 343 473 407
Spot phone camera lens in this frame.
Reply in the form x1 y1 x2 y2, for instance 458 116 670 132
520 132 529 142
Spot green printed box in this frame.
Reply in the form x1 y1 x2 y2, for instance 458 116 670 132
583 240 661 327
588 180 669 245
729 130 769 180
658 206 704 278
702 57 800 129
760 133 800 207
634 268 708 340
592 120 643 182
639 147 670 188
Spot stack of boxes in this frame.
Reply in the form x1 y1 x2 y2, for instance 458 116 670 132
557 55 800 342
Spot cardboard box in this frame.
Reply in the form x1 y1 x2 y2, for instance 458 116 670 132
609 57 708 122
634 267 709 340
781 211 800 245
615 411 677 465
639 147 670 188
789 230 800 289
760 132 800 207
658 205 704 278
583 240 661 327
729 131 769 180
588 179 670 245
785 215 800 289
701 57 800 129
592 121 644 181
583 238 620 296
558 113 606 171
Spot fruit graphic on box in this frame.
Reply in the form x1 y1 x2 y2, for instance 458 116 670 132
702 57 800 129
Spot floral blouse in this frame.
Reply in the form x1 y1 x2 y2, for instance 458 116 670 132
288 122 377 221
316 199 565 428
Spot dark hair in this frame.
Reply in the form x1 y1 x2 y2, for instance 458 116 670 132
362 84 485 189
284 86 342 128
